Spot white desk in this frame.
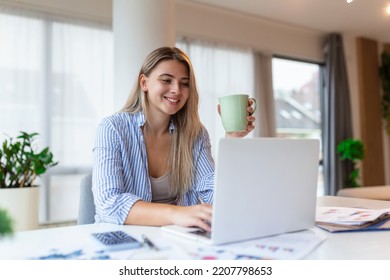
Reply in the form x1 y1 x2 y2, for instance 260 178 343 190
1 196 390 260
337 185 390 201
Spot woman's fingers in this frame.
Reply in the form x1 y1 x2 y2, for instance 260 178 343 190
172 204 213 231
195 219 212 232
247 105 255 116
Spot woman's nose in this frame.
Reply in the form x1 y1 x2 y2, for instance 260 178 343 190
170 81 180 94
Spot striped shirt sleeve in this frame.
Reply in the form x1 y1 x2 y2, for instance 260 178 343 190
92 114 145 224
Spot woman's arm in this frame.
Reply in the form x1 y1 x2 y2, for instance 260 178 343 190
125 201 212 231
93 115 144 224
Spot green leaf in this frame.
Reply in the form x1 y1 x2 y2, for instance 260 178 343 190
35 166 46 175
0 208 13 236
337 138 364 161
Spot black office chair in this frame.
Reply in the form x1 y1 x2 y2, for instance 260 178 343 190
77 173 96 224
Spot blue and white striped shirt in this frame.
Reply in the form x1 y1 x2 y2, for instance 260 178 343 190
92 111 215 224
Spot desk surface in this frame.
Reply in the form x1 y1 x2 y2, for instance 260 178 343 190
1 196 390 260
337 186 390 201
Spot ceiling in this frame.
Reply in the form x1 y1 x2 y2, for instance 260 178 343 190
183 0 390 43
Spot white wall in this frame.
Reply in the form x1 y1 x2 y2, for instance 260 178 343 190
0 0 112 23
2 0 325 61
176 0 325 62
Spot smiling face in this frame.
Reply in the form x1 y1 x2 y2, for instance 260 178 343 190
140 59 190 118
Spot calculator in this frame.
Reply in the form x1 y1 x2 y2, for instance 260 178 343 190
91 231 142 251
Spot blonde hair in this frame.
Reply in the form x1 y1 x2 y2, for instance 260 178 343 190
121 47 202 196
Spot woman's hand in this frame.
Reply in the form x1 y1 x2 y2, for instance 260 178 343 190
125 200 212 231
217 99 256 138
171 203 212 232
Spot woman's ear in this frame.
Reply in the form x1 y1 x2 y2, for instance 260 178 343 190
139 74 148 92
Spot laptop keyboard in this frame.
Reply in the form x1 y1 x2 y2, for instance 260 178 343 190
191 229 211 239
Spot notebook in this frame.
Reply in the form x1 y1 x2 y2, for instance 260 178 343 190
162 138 320 245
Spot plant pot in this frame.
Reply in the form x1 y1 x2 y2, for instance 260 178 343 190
0 186 39 231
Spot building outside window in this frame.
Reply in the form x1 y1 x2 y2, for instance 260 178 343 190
272 57 324 195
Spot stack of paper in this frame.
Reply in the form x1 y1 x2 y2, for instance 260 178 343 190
316 206 390 232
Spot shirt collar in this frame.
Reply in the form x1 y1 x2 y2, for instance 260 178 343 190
135 111 176 134
168 119 175 134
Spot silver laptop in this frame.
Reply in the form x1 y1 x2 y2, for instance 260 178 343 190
162 138 320 245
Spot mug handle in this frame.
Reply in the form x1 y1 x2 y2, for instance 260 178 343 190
249 98 257 116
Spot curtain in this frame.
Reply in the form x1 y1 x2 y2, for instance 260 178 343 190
51 21 113 166
0 6 113 166
0 7 44 140
177 39 254 156
322 33 353 195
253 52 276 137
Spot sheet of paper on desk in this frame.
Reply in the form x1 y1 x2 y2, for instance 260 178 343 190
316 206 390 232
317 217 390 233
188 229 327 260
30 247 113 260
26 232 325 260
316 206 390 226
29 237 192 260
229 229 326 260
128 237 193 260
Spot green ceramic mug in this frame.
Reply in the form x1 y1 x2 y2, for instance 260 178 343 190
219 94 257 132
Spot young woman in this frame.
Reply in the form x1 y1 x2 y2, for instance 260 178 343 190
92 47 255 231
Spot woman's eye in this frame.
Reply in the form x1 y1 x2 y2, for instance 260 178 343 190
181 82 189 87
162 79 171 84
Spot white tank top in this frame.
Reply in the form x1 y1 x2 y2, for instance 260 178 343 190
150 172 177 204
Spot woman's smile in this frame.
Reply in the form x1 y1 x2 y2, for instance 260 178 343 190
164 96 180 104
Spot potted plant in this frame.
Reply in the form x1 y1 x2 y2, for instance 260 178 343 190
336 138 365 188
0 208 13 237
0 131 58 231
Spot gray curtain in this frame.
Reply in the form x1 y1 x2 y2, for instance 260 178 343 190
322 33 354 195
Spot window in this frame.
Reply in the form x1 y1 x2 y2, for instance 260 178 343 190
0 7 113 223
272 57 324 195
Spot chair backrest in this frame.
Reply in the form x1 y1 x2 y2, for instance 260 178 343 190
77 173 96 225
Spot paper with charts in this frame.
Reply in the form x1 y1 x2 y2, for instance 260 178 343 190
316 206 390 232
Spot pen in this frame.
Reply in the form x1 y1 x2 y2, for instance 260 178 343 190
141 234 159 251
